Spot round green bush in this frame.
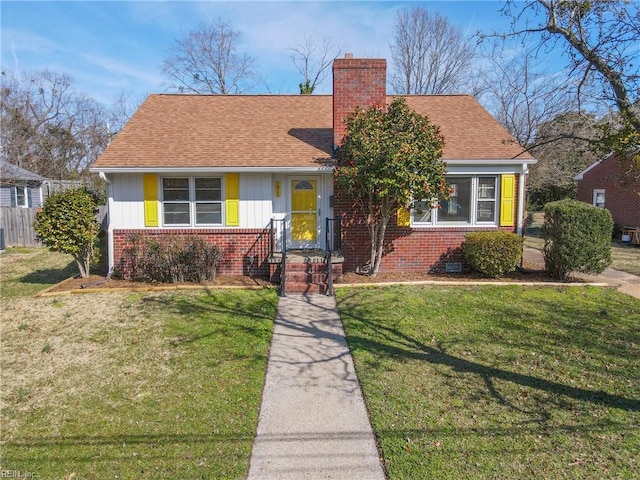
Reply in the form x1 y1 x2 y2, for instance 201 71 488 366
462 231 524 278
543 199 613 281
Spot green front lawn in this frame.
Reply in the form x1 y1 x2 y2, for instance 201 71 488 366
0 247 77 298
338 285 640 479
1 249 278 478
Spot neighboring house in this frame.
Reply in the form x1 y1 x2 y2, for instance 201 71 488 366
91 55 535 291
575 152 640 228
0 159 45 208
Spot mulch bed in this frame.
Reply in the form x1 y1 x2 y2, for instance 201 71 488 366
337 268 557 285
45 274 272 293
45 260 573 294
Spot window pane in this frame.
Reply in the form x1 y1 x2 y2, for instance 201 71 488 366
439 178 471 223
196 203 222 224
295 180 314 190
477 201 495 222
594 191 605 208
164 203 190 224
16 186 27 207
163 178 189 201
412 200 432 223
478 177 496 199
195 177 221 201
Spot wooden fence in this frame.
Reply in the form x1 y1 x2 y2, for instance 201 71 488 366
0 206 107 249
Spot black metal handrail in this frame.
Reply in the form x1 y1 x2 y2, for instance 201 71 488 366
269 218 287 297
325 217 342 296
281 224 287 297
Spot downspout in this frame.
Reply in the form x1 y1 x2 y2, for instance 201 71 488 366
516 164 529 272
99 172 114 274
517 164 528 236
39 181 47 206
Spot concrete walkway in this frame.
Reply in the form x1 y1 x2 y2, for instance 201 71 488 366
247 294 386 480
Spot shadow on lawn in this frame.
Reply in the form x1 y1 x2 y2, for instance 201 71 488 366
338 292 640 413
6 431 251 449
20 261 77 285
139 289 277 346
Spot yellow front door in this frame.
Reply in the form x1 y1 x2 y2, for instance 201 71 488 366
291 179 317 244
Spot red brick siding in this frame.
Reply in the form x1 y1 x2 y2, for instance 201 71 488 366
332 57 387 147
113 228 272 278
576 155 640 227
335 175 520 273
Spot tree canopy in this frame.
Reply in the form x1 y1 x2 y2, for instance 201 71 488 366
335 97 447 275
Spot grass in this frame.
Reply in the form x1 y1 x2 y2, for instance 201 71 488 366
0 247 78 298
1 248 278 479
525 213 640 276
337 285 640 479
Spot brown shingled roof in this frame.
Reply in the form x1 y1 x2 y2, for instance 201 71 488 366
93 93 531 170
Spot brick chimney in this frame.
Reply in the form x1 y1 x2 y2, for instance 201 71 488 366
332 53 387 151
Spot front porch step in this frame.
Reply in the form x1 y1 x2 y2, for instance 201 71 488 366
269 257 343 295
285 271 331 283
285 282 328 295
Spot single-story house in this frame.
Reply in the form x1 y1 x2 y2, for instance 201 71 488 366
91 55 535 292
575 152 640 228
0 159 45 208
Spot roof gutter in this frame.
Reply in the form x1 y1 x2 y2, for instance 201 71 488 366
90 158 535 175
445 158 537 166
90 166 336 174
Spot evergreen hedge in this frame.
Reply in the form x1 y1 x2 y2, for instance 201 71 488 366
462 231 523 278
543 199 613 281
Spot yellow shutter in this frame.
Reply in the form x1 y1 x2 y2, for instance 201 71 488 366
397 207 411 227
225 173 240 226
500 174 515 227
143 174 159 227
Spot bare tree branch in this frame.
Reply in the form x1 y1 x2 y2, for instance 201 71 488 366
483 0 639 133
290 35 344 94
1 70 113 182
477 44 578 148
161 19 257 94
390 7 477 94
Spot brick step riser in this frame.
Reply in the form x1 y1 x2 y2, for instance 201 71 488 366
284 263 338 272
270 264 342 285
284 272 340 283
285 282 327 294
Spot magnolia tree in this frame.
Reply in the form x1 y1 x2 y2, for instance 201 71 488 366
335 97 447 276
33 187 101 278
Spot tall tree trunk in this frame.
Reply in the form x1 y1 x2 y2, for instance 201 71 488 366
371 216 389 277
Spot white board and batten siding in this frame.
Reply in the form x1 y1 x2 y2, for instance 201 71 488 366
238 173 273 228
108 173 145 229
107 172 276 229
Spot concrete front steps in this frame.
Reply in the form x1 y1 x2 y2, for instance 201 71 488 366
268 251 344 295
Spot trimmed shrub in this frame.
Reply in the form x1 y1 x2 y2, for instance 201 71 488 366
462 231 523 278
120 234 221 283
543 199 613 281
33 187 101 278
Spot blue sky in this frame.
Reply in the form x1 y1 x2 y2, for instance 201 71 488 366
2 1 520 106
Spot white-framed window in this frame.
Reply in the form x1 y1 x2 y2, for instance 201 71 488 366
476 177 497 223
194 177 222 224
593 189 605 208
15 186 28 207
162 177 223 226
411 175 498 226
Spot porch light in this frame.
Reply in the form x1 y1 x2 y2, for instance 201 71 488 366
275 181 281 197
